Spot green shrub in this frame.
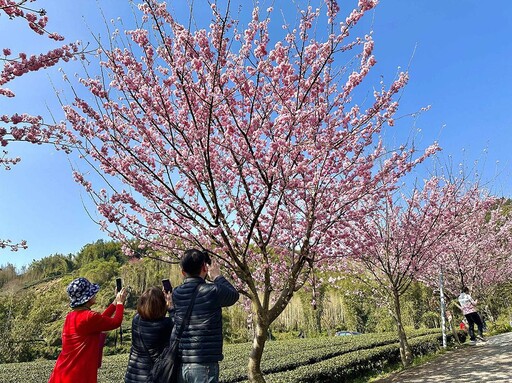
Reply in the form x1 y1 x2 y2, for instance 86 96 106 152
487 314 512 335
259 333 457 383
0 328 462 383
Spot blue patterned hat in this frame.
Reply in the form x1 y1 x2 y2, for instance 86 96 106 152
67 277 100 308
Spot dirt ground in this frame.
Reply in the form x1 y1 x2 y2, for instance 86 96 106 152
373 332 512 382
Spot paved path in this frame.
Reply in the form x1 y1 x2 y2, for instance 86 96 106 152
374 332 512 382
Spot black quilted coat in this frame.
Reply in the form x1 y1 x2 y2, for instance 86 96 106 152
124 314 173 383
171 276 239 364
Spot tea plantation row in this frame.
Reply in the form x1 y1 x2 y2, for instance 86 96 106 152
0 329 460 383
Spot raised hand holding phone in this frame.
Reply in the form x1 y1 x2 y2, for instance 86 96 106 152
115 287 128 305
162 279 173 309
208 260 220 280
162 279 172 293
114 278 127 305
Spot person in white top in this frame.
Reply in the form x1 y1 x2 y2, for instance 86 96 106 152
457 287 486 343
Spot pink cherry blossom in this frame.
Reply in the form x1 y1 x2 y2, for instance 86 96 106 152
59 1 441 380
1 0 82 250
1 0 83 166
344 174 489 366
422 197 512 300
0 238 28 251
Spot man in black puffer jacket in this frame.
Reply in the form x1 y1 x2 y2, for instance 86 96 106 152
172 249 239 383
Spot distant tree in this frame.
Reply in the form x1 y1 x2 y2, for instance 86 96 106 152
120 257 180 295
0 289 37 362
59 1 438 380
0 263 18 288
74 239 126 267
346 176 488 366
425 198 512 305
332 275 380 333
79 258 119 287
403 281 433 330
24 253 74 281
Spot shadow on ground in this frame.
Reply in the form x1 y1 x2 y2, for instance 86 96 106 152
373 332 512 383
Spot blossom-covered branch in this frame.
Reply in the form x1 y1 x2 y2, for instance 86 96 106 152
60 1 436 381
0 238 28 251
1 0 81 249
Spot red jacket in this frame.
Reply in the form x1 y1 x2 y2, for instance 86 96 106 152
48 304 124 383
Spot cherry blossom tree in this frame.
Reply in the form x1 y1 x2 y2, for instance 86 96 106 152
1 0 84 250
345 176 487 366
59 0 437 380
428 198 512 312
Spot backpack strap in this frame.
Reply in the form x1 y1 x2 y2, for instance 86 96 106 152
175 283 201 341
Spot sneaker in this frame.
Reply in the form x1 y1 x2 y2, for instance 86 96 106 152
469 340 477 345
477 335 487 342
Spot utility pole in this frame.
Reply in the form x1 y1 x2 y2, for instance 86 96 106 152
439 267 447 348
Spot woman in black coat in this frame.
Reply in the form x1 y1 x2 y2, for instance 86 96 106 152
125 286 173 383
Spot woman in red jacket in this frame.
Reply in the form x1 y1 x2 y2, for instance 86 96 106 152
48 277 127 383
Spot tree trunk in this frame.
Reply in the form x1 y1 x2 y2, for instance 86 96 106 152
392 291 413 367
248 314 270 383
315 308 322 334
451 319 461 344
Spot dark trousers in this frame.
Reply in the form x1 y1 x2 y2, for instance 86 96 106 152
465 311 484 341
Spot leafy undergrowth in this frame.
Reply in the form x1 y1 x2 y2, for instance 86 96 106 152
0 329 460 383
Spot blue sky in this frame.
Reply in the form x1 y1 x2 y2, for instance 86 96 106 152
1 0 511 269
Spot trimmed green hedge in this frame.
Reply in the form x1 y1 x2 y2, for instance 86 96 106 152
0 329 463 383
255 332 465 383
220 329 441 382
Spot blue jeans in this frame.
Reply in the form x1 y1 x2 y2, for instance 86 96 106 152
178 362 219 383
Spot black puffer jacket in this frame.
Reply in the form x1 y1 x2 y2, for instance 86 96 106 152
171 276 239 363
124 314 173 383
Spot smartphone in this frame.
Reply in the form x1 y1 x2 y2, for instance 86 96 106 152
162 279 172 293
116 278 122 292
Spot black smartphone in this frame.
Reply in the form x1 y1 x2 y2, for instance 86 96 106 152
116 278 122 292
162 279 172 293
